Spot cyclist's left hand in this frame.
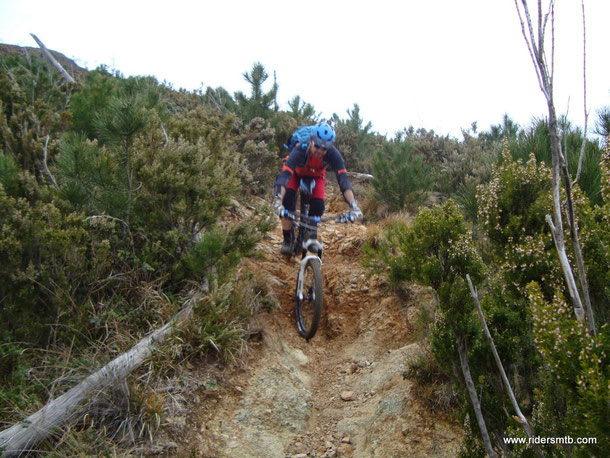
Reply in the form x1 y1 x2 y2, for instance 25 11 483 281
349 200 363 222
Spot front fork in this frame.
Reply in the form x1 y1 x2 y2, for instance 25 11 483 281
296 255 322 301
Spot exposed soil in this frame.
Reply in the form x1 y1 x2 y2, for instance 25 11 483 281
148 190 463 457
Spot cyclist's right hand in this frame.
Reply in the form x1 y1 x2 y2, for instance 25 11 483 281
273 196 285 217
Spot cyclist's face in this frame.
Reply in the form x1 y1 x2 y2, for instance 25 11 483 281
310 140 328 157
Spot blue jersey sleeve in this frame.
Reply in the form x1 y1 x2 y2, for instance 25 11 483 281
325 147 353 194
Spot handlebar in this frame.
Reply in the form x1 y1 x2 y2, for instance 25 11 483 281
282 209 355 225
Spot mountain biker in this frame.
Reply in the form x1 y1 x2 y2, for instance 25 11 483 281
273 122 363 255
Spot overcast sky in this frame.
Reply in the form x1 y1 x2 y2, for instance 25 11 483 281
1 0 608 138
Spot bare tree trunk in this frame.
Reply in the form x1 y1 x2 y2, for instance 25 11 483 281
567 0 596 333
29 34 75 84
546 102 586 322
467 276 544 457
455 329 496 458
561 160 596 331
0 290 203 457
514 0 596 333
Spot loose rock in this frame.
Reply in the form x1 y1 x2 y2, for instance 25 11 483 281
340 390 356 401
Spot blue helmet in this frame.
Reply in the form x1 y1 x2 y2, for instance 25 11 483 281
310 123 335 149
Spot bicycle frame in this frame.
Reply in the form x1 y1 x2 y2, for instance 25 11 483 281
281 193 352 340
294 190 318 257
282 192 352 257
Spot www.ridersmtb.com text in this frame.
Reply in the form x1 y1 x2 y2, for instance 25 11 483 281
503 436 597 445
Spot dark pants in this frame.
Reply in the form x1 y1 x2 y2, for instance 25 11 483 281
283 188 324 241
282 188 325 216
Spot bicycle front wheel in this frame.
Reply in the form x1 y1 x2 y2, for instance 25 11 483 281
295 258 322 340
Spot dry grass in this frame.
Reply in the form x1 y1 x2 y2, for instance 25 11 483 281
405 348 457 416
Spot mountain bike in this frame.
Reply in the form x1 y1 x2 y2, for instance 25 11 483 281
281 194 353 341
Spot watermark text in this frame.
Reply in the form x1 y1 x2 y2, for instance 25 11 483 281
503 436 597 445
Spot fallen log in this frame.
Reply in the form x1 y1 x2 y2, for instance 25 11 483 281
347 172 374 180
0 290 203 457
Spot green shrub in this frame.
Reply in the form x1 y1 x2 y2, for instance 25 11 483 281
509 117 603 205
478 147 553 252
0 52 72 179
435 135 497 206
0 152 20 196
472 138 610 454
239 117 280 194
69 67 118 138
134 135 240 233
527 283 610 455
332 103 380 173
0 187 118 346
371 140 431 212
179 212 273 286
54 132 119 214
581 140 610 323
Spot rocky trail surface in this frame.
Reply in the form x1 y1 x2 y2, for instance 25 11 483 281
150 195 463 457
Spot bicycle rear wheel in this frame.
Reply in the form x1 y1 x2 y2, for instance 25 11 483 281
295 258 322 340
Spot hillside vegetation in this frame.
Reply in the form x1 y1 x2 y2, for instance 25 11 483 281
0 45 609 456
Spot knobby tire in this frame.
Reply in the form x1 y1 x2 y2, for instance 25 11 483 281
295 258 322 340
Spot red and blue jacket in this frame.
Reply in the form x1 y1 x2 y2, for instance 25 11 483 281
274 142 353 196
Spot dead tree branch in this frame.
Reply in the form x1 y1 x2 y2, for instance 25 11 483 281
454 328 496 457
573 0 589 186
467 276 543 457
161 124 169 148
29 34 75 84
41 135 59 189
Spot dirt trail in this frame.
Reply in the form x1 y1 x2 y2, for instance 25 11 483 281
152 195 463 457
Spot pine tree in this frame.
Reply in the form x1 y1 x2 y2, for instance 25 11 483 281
594 106 610 137
332 104 378 172
371 140 431 211
479 114 520 143
234 62 278 122
286 95 317 124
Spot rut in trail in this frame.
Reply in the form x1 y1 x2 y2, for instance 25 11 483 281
152 195 463 457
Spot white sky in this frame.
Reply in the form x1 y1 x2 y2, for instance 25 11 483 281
1 0 608 138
